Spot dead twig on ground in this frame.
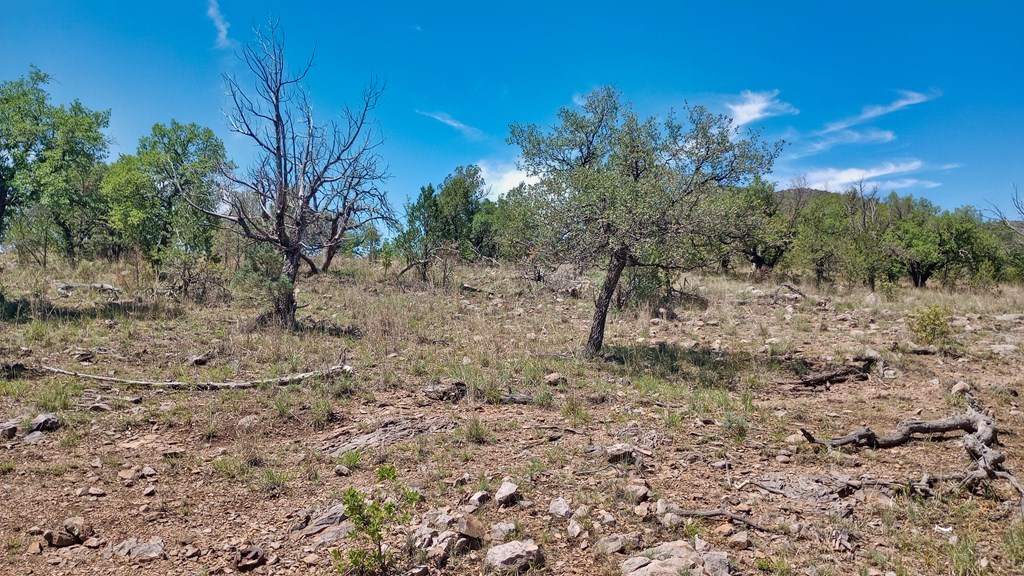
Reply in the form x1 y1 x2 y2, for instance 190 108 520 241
39 364 352 391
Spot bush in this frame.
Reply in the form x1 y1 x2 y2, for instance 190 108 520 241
333 468 420 576
909 305 955 346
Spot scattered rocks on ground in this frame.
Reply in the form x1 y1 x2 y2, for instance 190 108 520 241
469 490 490 505
485 539 544 572
112 536 166 562
606 443 636 464
727 530 751 550
596 532 640 555
620 540 729 576
490 521 517 541
456 514 485 540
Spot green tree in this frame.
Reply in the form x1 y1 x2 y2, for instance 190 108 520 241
0 67 52 241
509 86 780 354
791 192 848 288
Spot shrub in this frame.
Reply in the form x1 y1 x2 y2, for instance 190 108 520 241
909 305 955 346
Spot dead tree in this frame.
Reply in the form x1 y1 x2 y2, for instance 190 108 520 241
205 21 389 327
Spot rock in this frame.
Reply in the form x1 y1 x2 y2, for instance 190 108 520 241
624 483 651 503
548 497 571 518
490 521 517 541
596 533 640 555
995 314 1024 322
702 550 730 576
606 443 636 464
469 490 490 505
118 468 138 481
30 413 61 432
951 381 972 395
1 420 17 439
87 486 106 496
26 541 42 555
660 513 684 528
600 510 616 524
113 536 165 561
43 530 77 548
143 484 157 497
82 537 105 549
456 514 485 540
495 481 520 507
333 464 351 477
140 466 157 477
406 566 430 576
63 517 94 540
991 344 1017 356
237 415 260 428
89 457 102 468
426 544 449 567
485 539 544 572
784 432 805 445
88 403 111 412
861 348 882 361
620 540 707 576
567 520 585 539
727 530 750 550
713 523 734 537
301 553 320 566
544 372 566 386
23 431 45 444
234 545 266 571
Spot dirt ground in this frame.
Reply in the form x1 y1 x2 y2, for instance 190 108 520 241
2 261 1024 576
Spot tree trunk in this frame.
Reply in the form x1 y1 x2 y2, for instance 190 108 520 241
274 249 300 328
586 246 629 356
320 244 338 274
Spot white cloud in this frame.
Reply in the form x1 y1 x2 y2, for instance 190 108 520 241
804 160 924 190
411 24 423 32
415 109 484 140
725 90 799 127
478 159 539 200
571 93 587 106
206 0 233 49
798 127 896 156
872 178 941 190
823 89 940 133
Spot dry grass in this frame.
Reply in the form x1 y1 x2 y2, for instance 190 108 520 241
1 256 1023 574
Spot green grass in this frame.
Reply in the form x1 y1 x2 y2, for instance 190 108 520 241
463 417 494 444
1003 521 1024 567
560 395 592 425
337 449 362 470
257 467 288 496
0 461 14 475
35 381 82 412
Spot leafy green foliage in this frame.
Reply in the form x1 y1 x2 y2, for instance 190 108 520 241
333 469 418 576
909 305 955 346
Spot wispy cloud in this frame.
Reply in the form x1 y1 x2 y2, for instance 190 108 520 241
725 90 799 127
822 89 940 133
478 159 539 199
796 127 896 157
206 0 233 49
873 178 941 190
415 109 484 140
411 24 423 32
804 159 924 190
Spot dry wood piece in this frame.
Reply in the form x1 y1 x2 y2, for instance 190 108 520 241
321 417 455 456
56 283 120 297
800 398 1024 512
39 364 352 391
771 283 806 304
779 366 868 388
674 508 771 532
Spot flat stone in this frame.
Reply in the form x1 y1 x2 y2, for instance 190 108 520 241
727 530 750 550
1 420 17 439
23 431 45 444
30 413 61 432
333 465 351 477
485 539 544 572
456 514 485 540
63 517 94 540
88 403 112 412
606 443 636 464
82 537 105 549
624 483 651 502
544 372 566 386
469 490 490 505
548 497 571 518
951 381 972 395
490 521 517 541
567 520 584 539
43 530 77 547
495 481 520 507
140 466 157 477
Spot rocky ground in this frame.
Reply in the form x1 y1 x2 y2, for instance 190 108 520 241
2 263 1024 575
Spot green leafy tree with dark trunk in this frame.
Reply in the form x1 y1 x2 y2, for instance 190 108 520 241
791 192 848 288
0 68 52 241
206 22 387 328
509 87 781 355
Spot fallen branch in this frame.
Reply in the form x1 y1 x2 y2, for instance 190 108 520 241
56 283 120 297
777 366 868 388
675 508 771 533
771 283 806 304
800 398 1024 513
39 364 352 391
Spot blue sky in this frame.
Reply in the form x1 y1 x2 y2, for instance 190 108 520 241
3 1 1022 212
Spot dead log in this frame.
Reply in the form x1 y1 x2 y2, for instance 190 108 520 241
56 283 120 297
777 366 868 388
39 364 352 391
321 417 456 456
800 398 1024 513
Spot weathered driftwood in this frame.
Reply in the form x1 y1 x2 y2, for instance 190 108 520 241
56 283 120 297
39 364 352 391
321 417 456 457
800 399 1024 512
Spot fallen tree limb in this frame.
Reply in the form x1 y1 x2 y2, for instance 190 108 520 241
800 398 1024 513
675 508 771 532
777 366 868 388
56 283 120 297
771 283 806 304
39 364 352 391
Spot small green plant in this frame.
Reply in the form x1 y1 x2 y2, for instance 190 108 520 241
338 449 362 470
947 532 982 576
310 399 334 430
464 417 494 444
274 394 294 419
333 482 414 576
560 395 592 425
0 461 14 475
909 305 955 346
755 556 794 575
258 468 289 496
376 465 397 482
722 411 749 442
